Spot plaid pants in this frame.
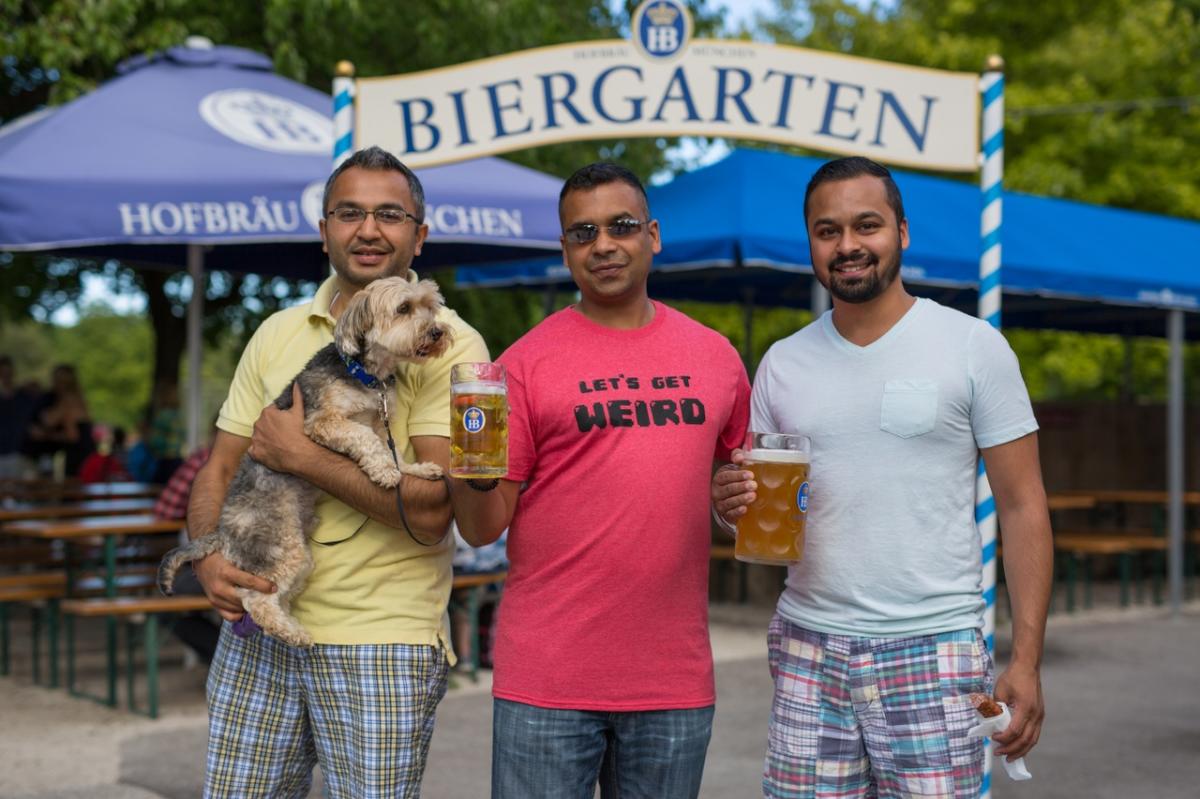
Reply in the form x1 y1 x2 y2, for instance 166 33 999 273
764 615 992 799
204 623 449 799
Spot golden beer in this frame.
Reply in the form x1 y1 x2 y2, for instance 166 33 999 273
735 446 811 565
450 368 508 477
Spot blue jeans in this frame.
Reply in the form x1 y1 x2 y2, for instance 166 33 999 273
492 698 714 799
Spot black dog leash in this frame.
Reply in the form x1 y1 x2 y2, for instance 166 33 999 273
378 387 449 548
313 356 448 548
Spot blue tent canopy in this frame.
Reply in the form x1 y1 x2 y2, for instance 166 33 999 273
0 39 563 450
458 148 1200 338
0 41 561 279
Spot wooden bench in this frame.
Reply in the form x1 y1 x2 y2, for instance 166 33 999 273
0 543 63 568
60 594 213 718
0 571 67 589
450 571 506 682
0 538 173 571
0 567 163 689
0 583 63 685
1054 530 1168 611
0 567 157 592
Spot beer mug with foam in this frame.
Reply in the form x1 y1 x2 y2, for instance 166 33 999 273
734 432 812 565
450 362 508 478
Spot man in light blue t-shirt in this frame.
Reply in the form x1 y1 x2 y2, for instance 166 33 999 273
713 157 1052 799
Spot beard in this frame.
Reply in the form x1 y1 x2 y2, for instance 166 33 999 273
821 248 902 304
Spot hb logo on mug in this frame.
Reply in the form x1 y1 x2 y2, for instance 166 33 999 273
464 406 487 433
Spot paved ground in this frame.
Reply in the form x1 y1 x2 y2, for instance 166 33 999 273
2 592 1199 798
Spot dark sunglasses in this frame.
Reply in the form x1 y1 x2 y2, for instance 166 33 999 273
563 218 650 245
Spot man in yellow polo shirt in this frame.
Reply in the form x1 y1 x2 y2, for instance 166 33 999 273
186 146 488 798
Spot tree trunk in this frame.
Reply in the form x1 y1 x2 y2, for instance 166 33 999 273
142 270 186 396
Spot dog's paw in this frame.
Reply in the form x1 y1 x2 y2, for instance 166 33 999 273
364 459 404 488
401 461 444 480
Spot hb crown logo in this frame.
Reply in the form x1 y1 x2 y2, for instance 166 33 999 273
199 90 333 155
631 0 692 60
464 407 487 434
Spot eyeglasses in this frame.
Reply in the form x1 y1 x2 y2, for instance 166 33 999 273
563 219 650 245
327 206 417 226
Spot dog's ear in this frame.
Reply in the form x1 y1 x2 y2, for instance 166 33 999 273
334 291 373 358
416 279 445 308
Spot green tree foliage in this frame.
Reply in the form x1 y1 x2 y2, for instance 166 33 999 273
4 0 1196 409
2 305 250 432
666 299 812 369
753 0 1200 216
0 0 722 408
747 0 1200 400
1006 329 1200 402
3 308 152 431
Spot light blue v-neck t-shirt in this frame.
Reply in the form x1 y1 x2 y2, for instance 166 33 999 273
751 298 1037 637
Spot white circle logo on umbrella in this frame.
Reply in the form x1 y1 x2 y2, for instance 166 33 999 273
200 90 333 155
301 180 325 231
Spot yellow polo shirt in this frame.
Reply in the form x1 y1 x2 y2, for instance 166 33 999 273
217 272 489 647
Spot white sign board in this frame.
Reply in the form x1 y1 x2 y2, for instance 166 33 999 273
355 1 979 172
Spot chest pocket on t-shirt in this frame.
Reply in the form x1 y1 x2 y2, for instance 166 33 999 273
880 379 939 438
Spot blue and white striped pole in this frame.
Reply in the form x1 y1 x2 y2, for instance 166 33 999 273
977 53 1005 799
333 60 355 169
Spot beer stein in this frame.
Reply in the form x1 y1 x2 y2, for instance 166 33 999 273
734 432 812 565
450 362 508 478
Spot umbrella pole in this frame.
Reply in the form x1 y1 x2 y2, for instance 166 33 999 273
741 287 754 371
810 281 830 318
186 244 204 453
1166 309 1185 617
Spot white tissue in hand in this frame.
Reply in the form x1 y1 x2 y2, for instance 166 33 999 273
965 701 1033 781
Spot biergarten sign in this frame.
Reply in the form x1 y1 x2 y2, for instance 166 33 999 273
354 0 980 172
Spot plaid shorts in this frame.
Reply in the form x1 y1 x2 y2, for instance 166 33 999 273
204 623 449 799
764 614 993 799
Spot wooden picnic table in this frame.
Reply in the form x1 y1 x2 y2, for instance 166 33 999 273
1045 490 1200 614
6 482 162 502
450 571 506 682
0 499 157 523
1 514 184 542
1 514 185 703
0 476 81 489
1055 489 1200 505
1046 494 1096 511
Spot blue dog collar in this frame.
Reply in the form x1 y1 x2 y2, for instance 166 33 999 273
340 351 393 389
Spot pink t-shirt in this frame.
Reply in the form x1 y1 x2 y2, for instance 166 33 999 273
493 302 750 711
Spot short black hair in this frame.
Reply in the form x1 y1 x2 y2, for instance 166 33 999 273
559 162 650 222
804 156 905 228
322 146 426 222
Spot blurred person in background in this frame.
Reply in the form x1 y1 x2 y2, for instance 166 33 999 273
148 380 185 483
155 424 220 664
125 414 159 482
0 355 38 478
23 363 94 477
79 426 132 483
450 523 508 670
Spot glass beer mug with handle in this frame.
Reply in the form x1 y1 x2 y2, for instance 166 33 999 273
734 432 812 565
450 362 508 478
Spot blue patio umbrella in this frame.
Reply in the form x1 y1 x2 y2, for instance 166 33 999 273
457 149 985 300
0 39 561 273
458 148 1200 336
0 38 561 446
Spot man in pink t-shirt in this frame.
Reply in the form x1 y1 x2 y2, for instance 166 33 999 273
449 163 750 799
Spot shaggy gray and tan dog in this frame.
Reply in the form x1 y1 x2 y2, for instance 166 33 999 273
158 276 453 647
